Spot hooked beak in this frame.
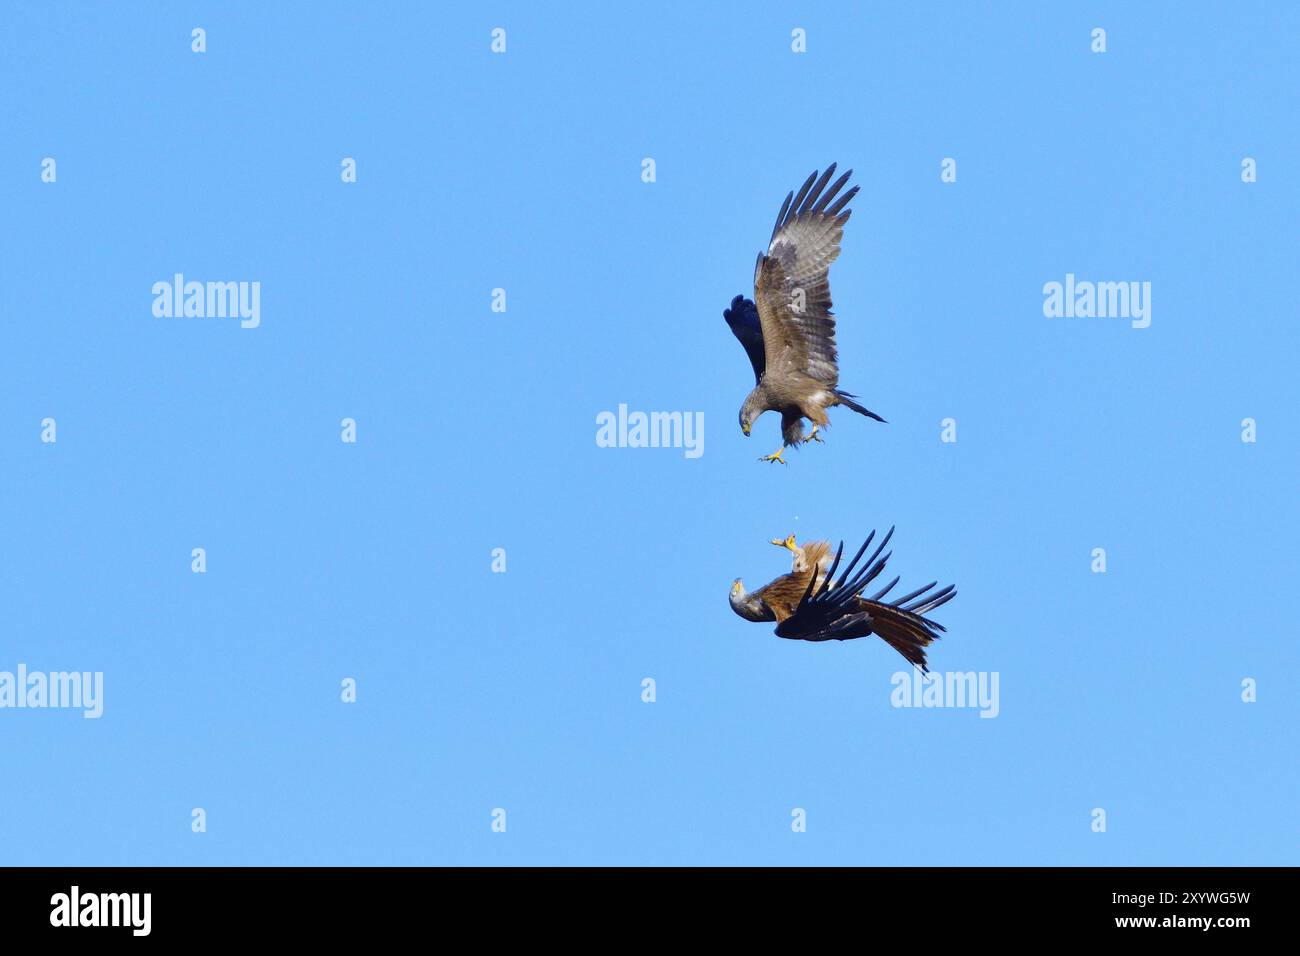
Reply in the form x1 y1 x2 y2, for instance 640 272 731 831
741 424 751 436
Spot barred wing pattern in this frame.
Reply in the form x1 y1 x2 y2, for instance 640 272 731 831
753 165 860 386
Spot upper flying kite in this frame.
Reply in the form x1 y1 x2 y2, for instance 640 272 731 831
723 164 884 464
728 529 956 671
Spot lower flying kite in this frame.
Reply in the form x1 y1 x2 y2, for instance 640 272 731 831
728 529 956 671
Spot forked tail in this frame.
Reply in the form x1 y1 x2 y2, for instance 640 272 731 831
861 597 951 672
835 389 886 423
862 574 956 673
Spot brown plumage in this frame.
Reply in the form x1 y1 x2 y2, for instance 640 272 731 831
723 164 886 464
728 529 956 672
734 536 835 623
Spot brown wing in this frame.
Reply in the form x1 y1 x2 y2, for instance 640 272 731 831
753 165 859 387
750 565 818 623
754 538 835 620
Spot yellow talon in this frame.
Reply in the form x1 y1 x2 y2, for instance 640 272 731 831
804 425 823 444
759 447 787 465
770 533 808 571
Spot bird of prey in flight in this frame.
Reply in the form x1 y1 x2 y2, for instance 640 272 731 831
724 164 884 464
728 529 956 671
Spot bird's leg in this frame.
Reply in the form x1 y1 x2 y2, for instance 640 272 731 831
769 534 807 571
803 425 824 444
758 446 787 465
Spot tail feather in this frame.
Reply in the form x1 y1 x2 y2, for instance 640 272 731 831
834 389 886 423
860 596 954 673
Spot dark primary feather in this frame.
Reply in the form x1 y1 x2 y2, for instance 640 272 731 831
723 294 765 385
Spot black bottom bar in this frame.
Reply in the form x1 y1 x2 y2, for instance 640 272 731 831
0 866 1282 940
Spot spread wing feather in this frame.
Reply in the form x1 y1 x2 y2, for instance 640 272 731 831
753 164 859 387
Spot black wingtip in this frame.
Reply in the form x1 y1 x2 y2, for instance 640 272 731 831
723 294 751 321
826 183 859 218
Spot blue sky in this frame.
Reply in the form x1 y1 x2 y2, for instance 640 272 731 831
1 2 1296 865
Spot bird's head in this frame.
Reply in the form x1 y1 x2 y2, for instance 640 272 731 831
728 578 749 615
738 392 765 436
729 577 774 623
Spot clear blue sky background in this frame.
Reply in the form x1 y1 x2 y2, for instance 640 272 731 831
1 2 1296 866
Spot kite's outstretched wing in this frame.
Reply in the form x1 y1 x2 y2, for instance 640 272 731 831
723 294 765 385
775 528 956 670
753 164 859 386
